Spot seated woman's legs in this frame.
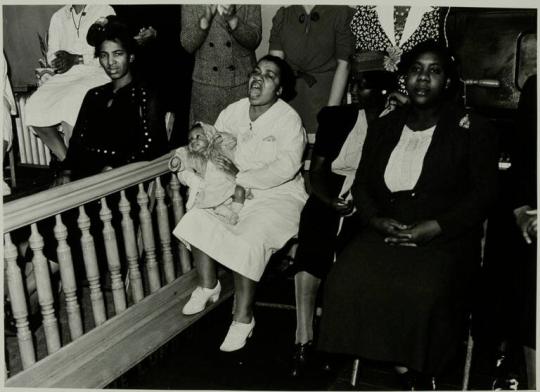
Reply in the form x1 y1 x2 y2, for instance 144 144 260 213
232 272 256 323
193 245 218 288
182 246 221 315
294 270 321 345
32 125 67 161
219 272 256 352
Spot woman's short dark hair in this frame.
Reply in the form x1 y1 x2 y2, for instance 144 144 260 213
257 55 297 102
399 40 459 94
86 15 137 58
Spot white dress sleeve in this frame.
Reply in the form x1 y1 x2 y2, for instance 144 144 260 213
46 10 62 65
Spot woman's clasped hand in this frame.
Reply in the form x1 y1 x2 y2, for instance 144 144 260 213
371 217 442 246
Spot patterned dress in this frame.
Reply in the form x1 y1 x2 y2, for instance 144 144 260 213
350 6 443 90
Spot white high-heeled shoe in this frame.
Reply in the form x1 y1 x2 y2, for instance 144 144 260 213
182 281 221 315
219 317 255 352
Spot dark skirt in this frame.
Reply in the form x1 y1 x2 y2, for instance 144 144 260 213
318 230 471 375
294 174 361 279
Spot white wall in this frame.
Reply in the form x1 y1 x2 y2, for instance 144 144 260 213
256 4 283 59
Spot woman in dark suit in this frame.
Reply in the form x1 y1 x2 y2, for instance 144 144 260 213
317 40 499 385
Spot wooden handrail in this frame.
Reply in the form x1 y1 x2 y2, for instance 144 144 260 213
3 154 171 233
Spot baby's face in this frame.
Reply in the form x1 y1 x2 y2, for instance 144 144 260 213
188 127 209 153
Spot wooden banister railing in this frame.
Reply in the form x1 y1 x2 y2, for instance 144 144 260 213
3 154 233 387
4 155 170 232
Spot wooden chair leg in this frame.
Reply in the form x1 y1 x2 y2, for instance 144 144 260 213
462 328 474 390
351 358 360 386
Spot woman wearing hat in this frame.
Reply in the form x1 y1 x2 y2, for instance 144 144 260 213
290 52 397 376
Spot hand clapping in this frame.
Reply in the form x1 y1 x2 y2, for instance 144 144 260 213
219 4 237 20
134 26 157 45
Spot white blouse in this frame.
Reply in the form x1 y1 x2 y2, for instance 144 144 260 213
384 124 435 192
214 98 306 192
331 109 368 197
47 5 115 66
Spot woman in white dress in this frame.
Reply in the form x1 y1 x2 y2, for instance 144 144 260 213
25 4 114 162
174 55 308 352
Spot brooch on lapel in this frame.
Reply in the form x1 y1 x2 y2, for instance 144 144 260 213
459 114 471 129
384 46 403 72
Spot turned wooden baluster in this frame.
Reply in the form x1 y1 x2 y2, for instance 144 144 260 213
169 174 192 273
99 197 127 314
4 233 36 369
119 190 144 303
78 205 107 326
155 177 175 284
137 183 161 292
29 223 61 354
54 214 83 340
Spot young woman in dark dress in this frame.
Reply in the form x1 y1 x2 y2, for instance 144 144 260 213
56 15 168 181
317 40 499 386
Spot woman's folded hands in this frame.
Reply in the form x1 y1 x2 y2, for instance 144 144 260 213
370 217 442 246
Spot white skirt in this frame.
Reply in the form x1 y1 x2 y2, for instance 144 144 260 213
174 177 307 282
25 64 110 135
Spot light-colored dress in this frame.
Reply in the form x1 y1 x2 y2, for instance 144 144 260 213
174 98 308 281
3 53 16 196
25 5 114 141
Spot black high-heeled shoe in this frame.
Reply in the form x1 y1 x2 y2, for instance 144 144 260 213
290 341 313 377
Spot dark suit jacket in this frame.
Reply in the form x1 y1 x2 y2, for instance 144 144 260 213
351 103 499 254
314 104 360 162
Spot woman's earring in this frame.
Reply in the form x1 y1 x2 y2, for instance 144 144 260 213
130 55 135 63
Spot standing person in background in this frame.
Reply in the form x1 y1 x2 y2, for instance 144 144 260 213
181 4 261 125
113 4 193 146
269 5 354 140
24 4 115 163
351 5 446 106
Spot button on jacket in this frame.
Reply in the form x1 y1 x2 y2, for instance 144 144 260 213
181 5 262 88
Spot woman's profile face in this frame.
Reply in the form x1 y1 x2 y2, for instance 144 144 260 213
248 60 282 107
405 51 449 107
98 39 133 81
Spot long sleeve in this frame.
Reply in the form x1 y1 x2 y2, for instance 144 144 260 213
268 7 285 52
123 86 169 165
436 115 499 238
180 5 209 54
235 111 305 190
46 10 62 65
350 118 382 226
230 5 262 51
60 90 93 171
